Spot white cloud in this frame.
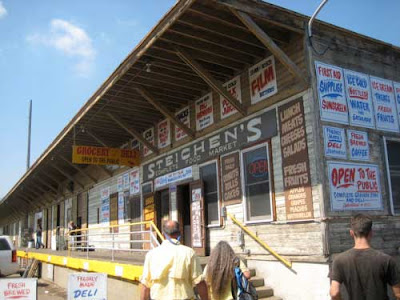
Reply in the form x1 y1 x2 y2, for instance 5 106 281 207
27 19 96 77
0 2 7 19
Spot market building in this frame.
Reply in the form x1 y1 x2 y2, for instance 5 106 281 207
1 0 399 299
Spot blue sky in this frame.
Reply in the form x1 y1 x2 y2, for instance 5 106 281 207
0 0 399 198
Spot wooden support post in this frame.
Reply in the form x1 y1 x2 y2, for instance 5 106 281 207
135 86 195 139
175 46 247 116
107 112 159 155
50 164 85 190
59 155 98 183
230 9 308 85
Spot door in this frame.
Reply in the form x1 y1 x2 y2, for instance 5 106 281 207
109 193 118 233
177 184 191 247
190 181 206 256
159 189 170 227
128 195 141 249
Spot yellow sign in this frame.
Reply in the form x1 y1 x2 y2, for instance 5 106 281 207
72 145 140 167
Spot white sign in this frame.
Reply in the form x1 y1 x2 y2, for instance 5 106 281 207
220 75 242 119
122 172 130 190
394 81 400 128
101 197 109 224
68 273 107 300
323 126 346 159
158 119 171 148
175 106 190 141
328 161 382 211
117 176 123 192
249 56 278 104
155 167 193 189
100 187 110 201
195 93 214 131
348 130 369 161
118 192 125 224
129 169 140 195
142 127 155 157
0 278 37 300
315 61 348 124
370 76 399 132
344 69 375 128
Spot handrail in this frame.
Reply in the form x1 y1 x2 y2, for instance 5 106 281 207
227 212 292 269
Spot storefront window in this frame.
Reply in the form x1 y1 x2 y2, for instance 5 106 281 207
242 143 273 222
385 139 400 215
199 161 220 226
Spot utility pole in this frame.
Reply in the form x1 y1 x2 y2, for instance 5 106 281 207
27 100 32 170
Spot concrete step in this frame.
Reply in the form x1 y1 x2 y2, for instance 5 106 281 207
249 276 264 287
256 286 274 298
259 297 282 300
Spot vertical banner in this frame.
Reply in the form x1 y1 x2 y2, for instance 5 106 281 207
348 130 369 161
129 169 140 195
315 61 348 124
158 119 171 149
220 75 242 119
117 176 123 192
344 69 375 128
122 172 130 190
248 56 278 104
323 126 347 159
195 93 214 131
220 152 242 205
278 98 314 221
100 187 110 224
394 81 400 128
370 76 399 132
175 106 190 141
118 192 125 224
142 127 155 157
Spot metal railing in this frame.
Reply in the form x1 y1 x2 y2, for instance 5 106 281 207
67 221 164 261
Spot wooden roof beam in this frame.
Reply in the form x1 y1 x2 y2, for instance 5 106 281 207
59 155 98 184
35 175 61 196
50 164 85 190
175 46 246 116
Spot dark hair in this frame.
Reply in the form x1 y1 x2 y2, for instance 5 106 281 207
351 214 372 238
162 220 180 236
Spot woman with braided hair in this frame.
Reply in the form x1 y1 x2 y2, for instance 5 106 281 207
203 241 251 300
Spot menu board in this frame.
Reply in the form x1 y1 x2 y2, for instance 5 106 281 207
191 188 202 248
143 195 155 230
248 56 278 104
142 127 155 157
323 126 347 159
158 119 171 148
221 152 242 205
175 106 190 141
195 93 214 131
278 98 314 221
220 75 242 119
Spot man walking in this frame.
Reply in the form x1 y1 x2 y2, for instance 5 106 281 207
330 214 400 300
140 220 208 300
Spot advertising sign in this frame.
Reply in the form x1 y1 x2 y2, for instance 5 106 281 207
100 187 110 200
394 81 400 127
142 127 155 157
220 75 242 119
122 173 130 190
68 273 107 300
221 152 242 205
158 119 171 149
129 169 140 195
72 146 140 167
370 76 399 132
195 93 214 131
344 69 375 128
278 98 314 221
323 126 347 159
0 278 37 300
315 61 348 124
117 176 123 192
348 130 369 161
175 106 190 141
248 56 278 104
328 162 382 211
100 187 110 224
191 188 202 248
154 167 193 189
118 192 125 224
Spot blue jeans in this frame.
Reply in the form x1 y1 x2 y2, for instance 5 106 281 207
36 236 44 249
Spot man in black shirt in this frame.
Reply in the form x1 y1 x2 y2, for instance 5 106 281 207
330 214 400 300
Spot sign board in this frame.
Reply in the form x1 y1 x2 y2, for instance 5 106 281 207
118 192 125 224
323 126 347 159
143 195 155 230
278 98 314 221
142 127 155 157
0 278 37 300
394 81 400 127
143 108 277 181
117 176 123 192
154 167 193 189
195 93 214 131
248 56 278 104
315 61 348 124
348 130 369 161
68 273 107 300
129 169 140 195
72 146 140 167
370 76 399 132
122 173 130 190
328 161 382 211
158 119 171 149
220 75 242 119
175 106 190 141
344 69 375 128
220 152 242 205
100 187 110 224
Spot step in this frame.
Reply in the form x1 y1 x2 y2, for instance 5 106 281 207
249 276 264 287
256 286 274 298
259 297 282 300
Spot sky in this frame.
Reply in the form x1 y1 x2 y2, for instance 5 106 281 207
0 0 399 198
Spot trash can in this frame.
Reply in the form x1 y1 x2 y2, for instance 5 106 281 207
28 240 34 248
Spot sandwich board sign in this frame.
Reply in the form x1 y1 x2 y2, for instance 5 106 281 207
68 273 107 300
0 278 37 300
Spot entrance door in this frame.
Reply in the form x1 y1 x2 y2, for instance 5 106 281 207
109 193 118 233
177 184 191 247
159 189 170 226
128 195 141 249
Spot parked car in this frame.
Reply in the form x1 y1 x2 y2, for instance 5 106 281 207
0 236 19 276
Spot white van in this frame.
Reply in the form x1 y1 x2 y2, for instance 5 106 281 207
0 236 19 276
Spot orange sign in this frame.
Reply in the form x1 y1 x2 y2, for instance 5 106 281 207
72 145 140 167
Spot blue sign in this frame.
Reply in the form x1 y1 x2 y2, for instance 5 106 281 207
323 126 346 159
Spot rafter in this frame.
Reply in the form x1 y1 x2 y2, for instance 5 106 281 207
50 164 85 190
59 155 98 184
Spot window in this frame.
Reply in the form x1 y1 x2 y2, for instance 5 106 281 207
199 161 220 226
0 238 11 250
241 143 273 222
385 138 400 215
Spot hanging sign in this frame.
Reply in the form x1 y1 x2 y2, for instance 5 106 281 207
221 152 242 205
249 56 278 104
328 161 382 211
394 82 400 127
370 76 399 132
220 75 242 119
348 130 369 161
0 278 37 300
129 169 140 195
191 188 202 248
154 167 193 189
142 127 155 157
344 69 375 128
117 176 123 192
195 93 214 131
72 146 140 167
68 273 107 300
315 61 348 124
323 126 347 159
175 106 190 141
118 192 125 224
122 172 130 190
278 98 314 221
158 119 171 149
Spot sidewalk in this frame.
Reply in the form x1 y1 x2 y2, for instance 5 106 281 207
38 279 67 300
